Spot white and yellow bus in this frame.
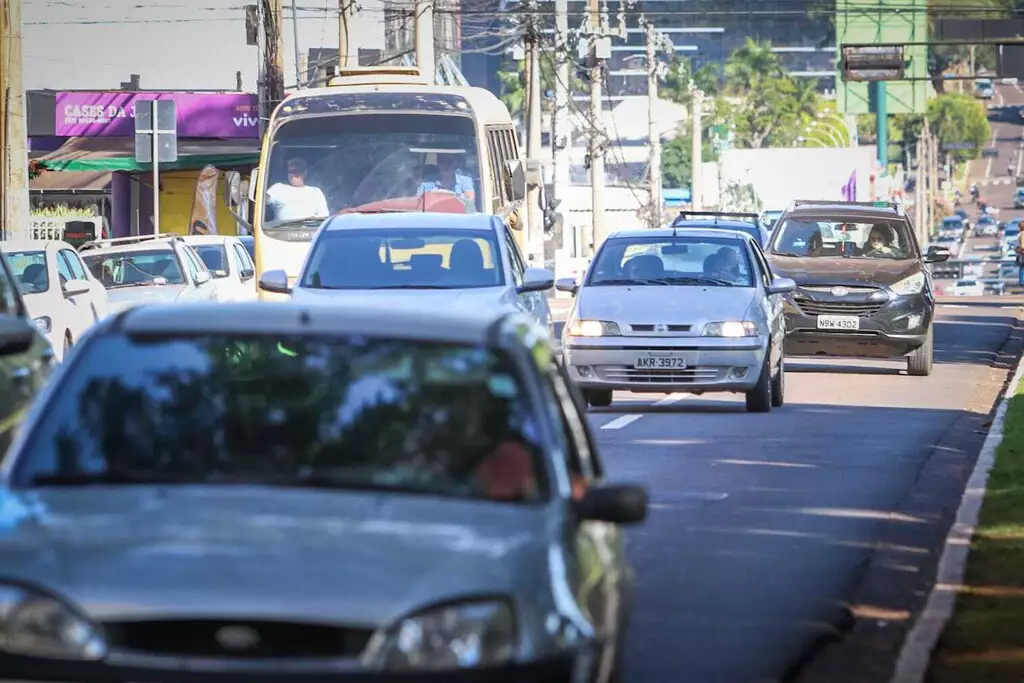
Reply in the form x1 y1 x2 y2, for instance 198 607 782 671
245 67 529 301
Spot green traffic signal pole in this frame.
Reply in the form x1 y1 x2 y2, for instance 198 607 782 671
875 81 887 168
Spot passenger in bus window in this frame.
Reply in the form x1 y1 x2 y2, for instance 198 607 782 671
417 154 476 210
266 157 330 222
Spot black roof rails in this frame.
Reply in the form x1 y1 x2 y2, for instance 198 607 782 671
675 210 760 221
790 199 900 211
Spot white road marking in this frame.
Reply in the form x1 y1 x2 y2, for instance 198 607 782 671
599 392 690 430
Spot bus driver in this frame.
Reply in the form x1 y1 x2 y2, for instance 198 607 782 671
266 157 330 221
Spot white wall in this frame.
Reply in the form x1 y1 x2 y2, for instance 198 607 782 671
23 0 386 91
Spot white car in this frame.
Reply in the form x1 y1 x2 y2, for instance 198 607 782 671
179 235 258 302
953 278 986 296
0 239 109 360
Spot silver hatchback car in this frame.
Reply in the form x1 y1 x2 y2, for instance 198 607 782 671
557 228 796 412
0 301 647 682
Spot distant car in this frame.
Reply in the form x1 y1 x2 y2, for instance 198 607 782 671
975 78 995 99
671 211 772 247
0 240 109 361
953 278 986 296
259 213 555 334
933 235 961 257
759 209 784 233
557 227 794 412
179 235 258 302
0 301 647 683
1014 188 1024 209
79 235 218 314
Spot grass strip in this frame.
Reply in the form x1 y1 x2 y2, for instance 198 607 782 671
929 375 1024 682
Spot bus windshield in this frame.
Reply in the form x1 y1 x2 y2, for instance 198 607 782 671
262 113 482 233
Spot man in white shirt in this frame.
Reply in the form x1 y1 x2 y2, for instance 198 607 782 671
266 157 330 221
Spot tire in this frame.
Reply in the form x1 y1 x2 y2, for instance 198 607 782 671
585 389 613 408
907 327 934 377
770 352 785 408
745 355 773 413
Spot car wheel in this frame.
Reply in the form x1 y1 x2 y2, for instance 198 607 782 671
585 389 613 408
907 327 934 376
770 353 785 408
745 356 772 413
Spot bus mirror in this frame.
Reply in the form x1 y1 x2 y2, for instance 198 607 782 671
247 168 259 203
224 171 242 210
506 159 526 202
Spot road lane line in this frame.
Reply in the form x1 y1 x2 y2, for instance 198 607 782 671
599 393 690 430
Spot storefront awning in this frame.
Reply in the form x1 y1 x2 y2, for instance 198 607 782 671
37 137 259 173
31 170 111 191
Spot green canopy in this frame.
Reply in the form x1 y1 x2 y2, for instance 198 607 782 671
37 137 259 173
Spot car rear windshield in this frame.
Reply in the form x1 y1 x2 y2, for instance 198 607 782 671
2 251 48 294
194 245 230 278
300 228 503 290
588 234 754 287
770 217 916 260
13 333 548 504
83 249 185 287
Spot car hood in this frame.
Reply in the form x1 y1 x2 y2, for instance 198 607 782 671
768 256 921 287
0 487 548 628
291 285 519 313
105 285 188 313
577 285 758 324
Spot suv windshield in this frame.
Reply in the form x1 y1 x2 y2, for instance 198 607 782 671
13 334 547 503
83 249 185 287
771 217 916 260
300 229 503 290
2 251 48 294
588 234 754 287
262 114 481 233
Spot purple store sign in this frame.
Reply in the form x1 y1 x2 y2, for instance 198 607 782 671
55 92 259 138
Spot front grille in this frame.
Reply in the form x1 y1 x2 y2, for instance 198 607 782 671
103 619 373 659
629 324 692 333
601 367 722 383
799 285 879 294
794 299 885 316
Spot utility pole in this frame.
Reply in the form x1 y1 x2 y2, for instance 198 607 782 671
645 19 662 227
291 0 302 87
691 88 704 211
586 0 606 256
524 0 543 265
0 0 30 241
914 137 925 246
338 0 351 68
927 121 939 240
264 0 286 115
552 0 571 252
414 0 435 83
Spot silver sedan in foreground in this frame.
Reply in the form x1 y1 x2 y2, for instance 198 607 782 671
0 301 647 682
557 228 796 413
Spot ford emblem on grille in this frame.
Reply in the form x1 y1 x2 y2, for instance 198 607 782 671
215 625 261 651
830 286 850 297
654 324 668 332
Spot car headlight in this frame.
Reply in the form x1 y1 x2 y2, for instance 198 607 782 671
33 316 51 335
566 319 621 337
0 585 106 660
890 271 926 296
702 321 759 337
363 600 516 671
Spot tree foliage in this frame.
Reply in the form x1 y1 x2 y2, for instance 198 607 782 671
926 92 991 161
498 56 584 118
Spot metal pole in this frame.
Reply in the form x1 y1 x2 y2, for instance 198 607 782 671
875 81 887 168
1 0 30 241
415 0 435 83
338 0 349 68
915 137 925 246
691 89 704 211
152 100 160 235
586 0 605 256
553 0 571 250
291 0 302 86
646 21 662 227
525 0 543 265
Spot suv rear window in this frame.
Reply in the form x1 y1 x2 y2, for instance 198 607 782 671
770 216 916 260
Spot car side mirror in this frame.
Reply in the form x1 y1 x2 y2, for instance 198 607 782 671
0 316 37 357
258 269 291 294
247 168 259 202
575 483 649 525
767 276 796 295
505 159 526 202
62 278 92 297
224 170 242 210
925 246 952 263
518 267 555 294
239 267 255 282
194 270 212 285
555 277 579 295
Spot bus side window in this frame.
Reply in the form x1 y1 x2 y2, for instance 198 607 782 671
486 129 508 212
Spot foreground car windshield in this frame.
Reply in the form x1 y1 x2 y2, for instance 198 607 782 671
2 251 48 293
770 218 916 260
83 249 185 287
301 229 503 289
588 235 754 287
14 334 546 503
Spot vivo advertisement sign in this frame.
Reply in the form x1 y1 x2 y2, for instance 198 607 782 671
55 92 259 138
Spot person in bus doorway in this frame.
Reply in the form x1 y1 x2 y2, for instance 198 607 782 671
266 157 330 221
417 154 476 209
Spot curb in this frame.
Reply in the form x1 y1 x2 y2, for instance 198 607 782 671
889 347 1024 683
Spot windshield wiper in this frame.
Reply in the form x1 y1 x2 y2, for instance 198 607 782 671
30 472 195 486
264 216 326 230
657 276 736 286
771 251 805 258
593 278 668 286
370 284 454 290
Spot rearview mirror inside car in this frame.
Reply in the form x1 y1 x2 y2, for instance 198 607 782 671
259 269 292 294
662 245 689 255
554 277 579 295
575 484 649 525
389 238 426 250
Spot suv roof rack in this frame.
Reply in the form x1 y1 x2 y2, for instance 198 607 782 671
79 233 182 252
674 210 760 222
789 199 902 212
